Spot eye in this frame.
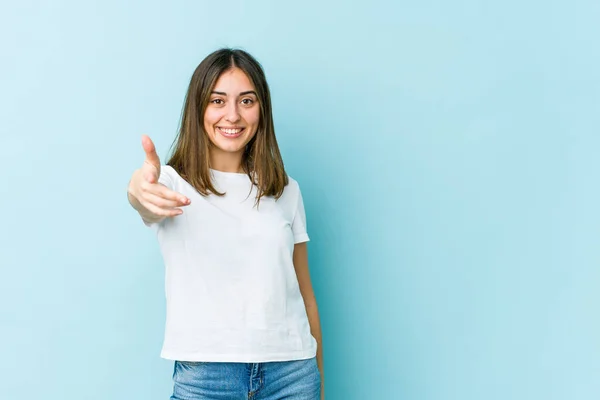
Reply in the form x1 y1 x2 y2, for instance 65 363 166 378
211 98 224 105
241 98 255 105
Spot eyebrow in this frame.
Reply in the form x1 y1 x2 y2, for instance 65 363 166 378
211 90 257 96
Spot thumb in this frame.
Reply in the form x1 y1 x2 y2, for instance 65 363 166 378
141 135 161 182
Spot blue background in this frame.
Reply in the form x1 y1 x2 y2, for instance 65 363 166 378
1 1 599 399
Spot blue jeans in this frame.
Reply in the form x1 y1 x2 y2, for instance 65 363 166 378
170 357 321 399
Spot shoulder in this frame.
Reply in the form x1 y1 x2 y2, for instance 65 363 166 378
162 165 176 176
272 175 301 204
157 165 180 188
161 165 183 181
284 175 302 195
281 175 307 208
286 174 299 187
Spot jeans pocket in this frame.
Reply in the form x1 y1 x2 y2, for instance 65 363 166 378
173 360 209 384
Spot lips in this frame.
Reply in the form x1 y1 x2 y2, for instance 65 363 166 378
217 127 245 138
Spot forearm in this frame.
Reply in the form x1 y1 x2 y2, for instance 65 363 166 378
306 302 324 392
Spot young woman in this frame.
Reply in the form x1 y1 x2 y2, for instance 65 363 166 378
127 48 324 399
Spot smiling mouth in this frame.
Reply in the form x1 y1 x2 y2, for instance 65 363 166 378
217 127 245 138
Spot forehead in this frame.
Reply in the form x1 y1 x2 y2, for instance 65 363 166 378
213 67 255 92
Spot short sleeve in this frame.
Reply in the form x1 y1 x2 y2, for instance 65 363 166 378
291 184 310 244
143 165 173 229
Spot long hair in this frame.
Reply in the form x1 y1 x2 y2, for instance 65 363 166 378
167 48 288 204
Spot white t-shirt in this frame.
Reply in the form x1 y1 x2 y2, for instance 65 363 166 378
145 166 317 362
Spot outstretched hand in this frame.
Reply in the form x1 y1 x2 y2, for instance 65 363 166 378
128 135 190 219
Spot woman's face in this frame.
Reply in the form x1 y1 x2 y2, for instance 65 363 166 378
204 67 260 160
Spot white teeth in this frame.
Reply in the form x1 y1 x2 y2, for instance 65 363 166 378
220 128 242 134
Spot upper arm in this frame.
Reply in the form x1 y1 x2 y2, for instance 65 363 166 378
289 179 315 306
293 242 317 307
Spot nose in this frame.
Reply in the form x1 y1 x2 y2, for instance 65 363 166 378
225 101 241 123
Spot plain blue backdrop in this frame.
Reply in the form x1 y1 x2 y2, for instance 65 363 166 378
1 1 598 399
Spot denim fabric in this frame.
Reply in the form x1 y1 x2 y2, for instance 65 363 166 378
170 357 321 399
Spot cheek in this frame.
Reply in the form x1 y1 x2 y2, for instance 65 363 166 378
243 108 260 126
203 109 223 130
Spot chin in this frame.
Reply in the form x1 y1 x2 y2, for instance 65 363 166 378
212 138 246 154
220 145 245 154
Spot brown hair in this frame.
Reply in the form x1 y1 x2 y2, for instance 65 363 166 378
166 48 288 204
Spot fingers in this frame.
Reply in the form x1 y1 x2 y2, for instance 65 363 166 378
144 183 190 204
142 192 187 209
141 135 160 184
142 201 184 218
138 190 188 217
138 181 190 218
141 135 161 173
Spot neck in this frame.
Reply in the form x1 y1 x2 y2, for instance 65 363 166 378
209 147 245 173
